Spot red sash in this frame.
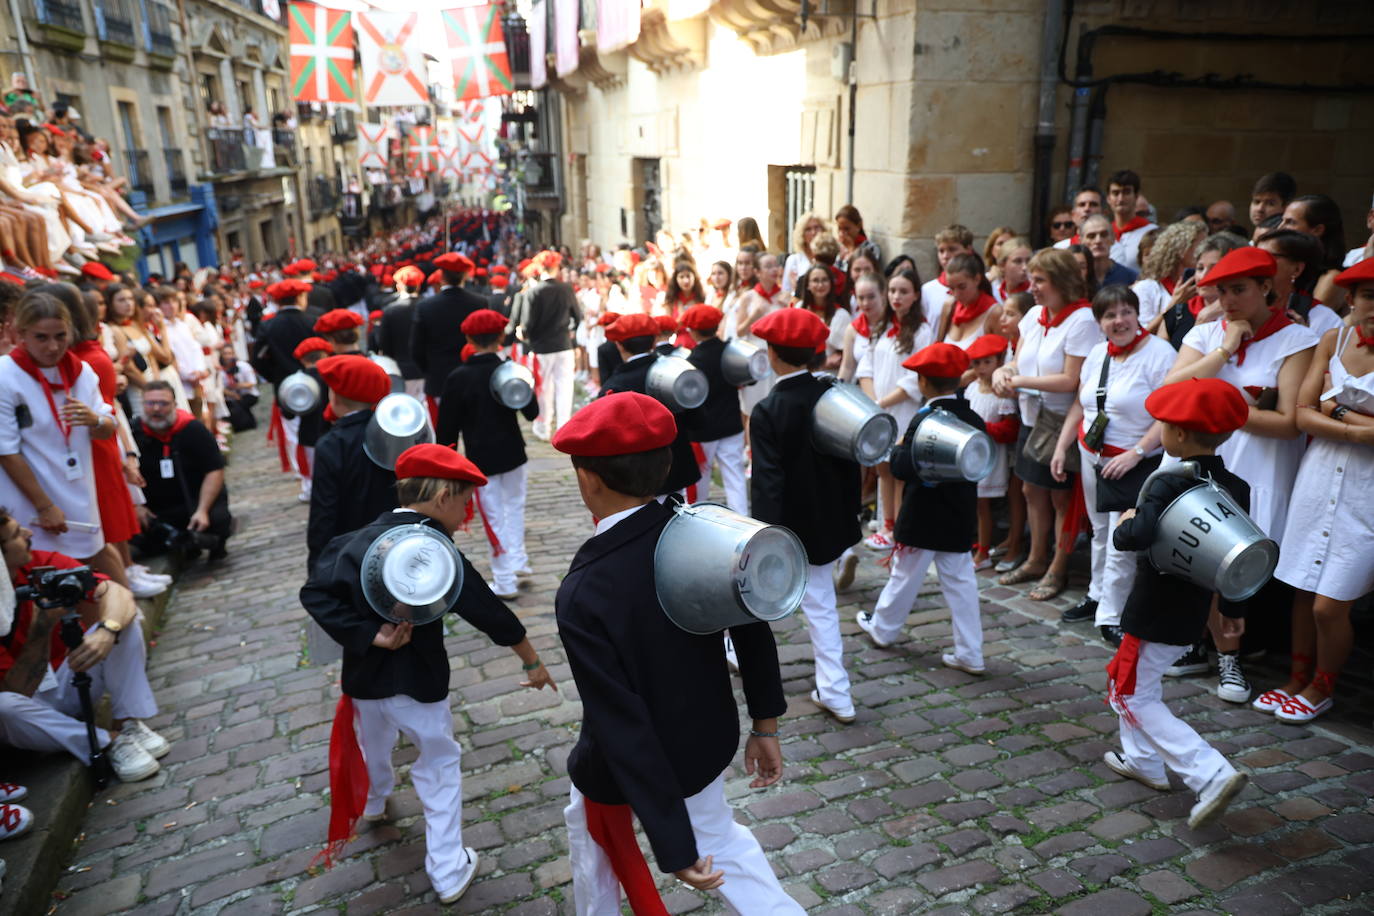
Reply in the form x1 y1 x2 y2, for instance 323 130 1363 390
315 695 369 869
583 800 670 916
1105 634 1143 727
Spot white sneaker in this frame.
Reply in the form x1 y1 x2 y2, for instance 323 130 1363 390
437 847 480 904
810 688 856 724
126 570 167 599
0 783 27 803
867 518 880 532
855 611 894 649
941 653 985 676
488 580 518 600
122 719 171 760
109 731 160 782
1188 770 1248 830
516 565 535 578
1102 750 1170 791
0 803 33 841
129 564 172 585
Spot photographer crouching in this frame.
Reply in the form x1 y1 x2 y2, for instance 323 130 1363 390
131 381 234 562
0 508 169 781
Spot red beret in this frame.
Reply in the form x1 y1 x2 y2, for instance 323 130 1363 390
81 261 115 281
604 312 659 341
598 312 621 328
964 334 1009 361
323 270 338 282
517 258 533 271
474 268 488 278
460 342 476 363
461 309 507 335
680 304 723 330
368 310 383 322
248 278 264 290
1145 378 1249 433
428 270 444 286
490 274 509 289
654 314 678 334
293 337 334 360
535 250 562 271
394 443 487 485
595 263 612 275
492 264 510 275
902 342 971 377
316 354 391 405
394 265 424 287
1197 247 1276 287
268 279 309 303
433 252 475 274
295 258 318 273
314 309 365 333
753 308 829 349
552 392 676 457
1334 257 1374 289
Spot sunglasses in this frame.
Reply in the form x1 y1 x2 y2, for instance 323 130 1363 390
1051 221 1075 230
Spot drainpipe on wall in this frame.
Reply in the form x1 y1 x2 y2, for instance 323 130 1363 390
7 0 35 96
1063 22 1091 205
844 4 857 205
1031 0 1066 248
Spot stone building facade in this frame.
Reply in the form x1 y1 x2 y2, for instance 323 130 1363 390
550 0 1374 274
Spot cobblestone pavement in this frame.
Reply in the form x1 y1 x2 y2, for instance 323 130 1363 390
53 414 1374 915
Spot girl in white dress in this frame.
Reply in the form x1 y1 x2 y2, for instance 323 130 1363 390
782 212 826 300
705 260 734 336
1164 247 1317 702
719 249 756 343
736 253 787 422
936 253 1001 350
854 271 930 550
991 237 1032 304
0 292 116 566
1261 262 1374 724
796 264 850 373
964 334 1018 570
839 249 883 381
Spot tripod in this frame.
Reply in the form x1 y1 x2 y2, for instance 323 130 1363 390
57 610 113 789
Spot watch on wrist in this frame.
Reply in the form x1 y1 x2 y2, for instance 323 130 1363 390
1132 446 1146 457
95 619 122 643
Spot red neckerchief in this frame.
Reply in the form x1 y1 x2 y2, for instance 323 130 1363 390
9 347 82 448
1037 299 1090 330
953 292 996 326
1107 327 1151 358
138 410 196 457
997 279 1028 300
1112 216 1150 240
851 313 898 339
1186 295 1207 317
1161 277 1177 294
753 283 779 300
1356 326 1374 350
1223 309 1294 366
937 271 948 287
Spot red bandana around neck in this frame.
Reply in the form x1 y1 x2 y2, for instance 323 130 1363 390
1357 326 1374 350
1107 326 1151 358
998 279 1029 300
1112 216 1150 240
851 313 898 339
1038 299 1090 330
1186 295 1207 317
753 283 780 300
138 409 196 452
1161 276 1177 295
1223 309 1294 366
10 347 84 445
952 292 996 327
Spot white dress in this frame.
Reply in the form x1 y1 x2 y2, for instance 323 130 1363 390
965 382 1017 497
0 356 112 557
738 290 787 416
1130 278 1172 328
781 252 811 300
946 308 997 350
1014 306 1103 427
1180 319 1318 542
854 324 931 435
1306 304 1343 338
919 276 949 339
1274 327 1374 600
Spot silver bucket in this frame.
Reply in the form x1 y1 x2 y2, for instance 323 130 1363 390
811 380 898 466
1141 462 1279 602
277 370 322 414
490 360 535 409
654 502 807 634
360 523 464 625
363 393 434 470
911 407 997 482
721 339 770 386
369 353 406 393
646 355 708 411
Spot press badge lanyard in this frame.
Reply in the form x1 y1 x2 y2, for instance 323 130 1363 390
31 367 84 481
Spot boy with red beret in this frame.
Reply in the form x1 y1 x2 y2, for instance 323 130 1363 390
314 309 365 355
301 443 553 904
436 309 540 599
857 343 989 675
1103 377 1250 829
749 308 862 723
681 304 748 513
550 393 800 915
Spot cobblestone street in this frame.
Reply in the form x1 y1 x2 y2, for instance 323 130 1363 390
51 416 1374 915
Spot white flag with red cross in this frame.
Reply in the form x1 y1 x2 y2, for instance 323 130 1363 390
356 11 429 106
358 121 389 169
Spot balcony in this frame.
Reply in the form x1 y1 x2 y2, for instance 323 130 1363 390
330 109 356 144
124 148 153 196
164 147 187 194
307 175 339 218
504 13 530 89
272 128 297 167
146 0 176 64
524 152 556 196
205 127 247 175
97 0 137 59
29 0 86 50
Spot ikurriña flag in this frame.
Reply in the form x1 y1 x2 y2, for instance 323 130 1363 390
443 5 515 102
288 2 356 103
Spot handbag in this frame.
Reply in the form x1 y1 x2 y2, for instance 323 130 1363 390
1083 351 1159 512
1024 405 1079 474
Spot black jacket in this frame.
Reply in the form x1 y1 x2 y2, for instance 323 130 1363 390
410 286 488 395
376 296 422 380
305 285 336 322
306 409 399 571
514 279 580 353
889 393 983 553
435 353 539 477
1114 454 1250 645
301 510 526 702
596 340 622 381
252 307 312 385
555 500 786 873
685 337 744 442
749 372 862 565
600 353 701 495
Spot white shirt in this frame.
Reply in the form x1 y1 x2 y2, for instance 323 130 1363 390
1130 277 1172 328
1014 306 1103 426
594 499 660 536
1343 246 1369 268
1307 304 1344 338
1076 335 1176 452
919 276 949 338
825 308 851 352
1110 222 1157 274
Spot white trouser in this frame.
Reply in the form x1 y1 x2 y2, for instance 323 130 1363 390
353 695 466 895
534 349 575 436
480 465 529 593
871 547 983 668
281 413 301 475
697 433 748 514
802 563 852 713
0 618 156 760
21 197 73 262
1080 444 1136 627
1113 641 1236 794
564 771 804 916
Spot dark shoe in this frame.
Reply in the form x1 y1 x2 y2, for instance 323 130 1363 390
1060 596 1097 623
1100 625 1124 648
1164 642 1210 677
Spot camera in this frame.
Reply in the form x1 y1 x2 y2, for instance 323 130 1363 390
15 565 99 607
145 520 219 555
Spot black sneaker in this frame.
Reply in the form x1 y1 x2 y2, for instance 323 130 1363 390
1100 625 1124 648
1060 596 1097 623
1216 652 1252 704
1164 642 1210 677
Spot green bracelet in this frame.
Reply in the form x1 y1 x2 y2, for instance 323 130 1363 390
749 729 779 738
522 660 543 671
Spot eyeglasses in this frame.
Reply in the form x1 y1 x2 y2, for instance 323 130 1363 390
1051 221 1075 230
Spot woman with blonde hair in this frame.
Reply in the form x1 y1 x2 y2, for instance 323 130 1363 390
783 211 827 300
982 226 1017 285
1133 220 1206 332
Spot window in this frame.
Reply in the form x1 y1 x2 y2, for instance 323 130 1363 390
118 101 152 195
158 107 186 194
199 73 218 113
32 0 85 32
146 1 175 55
784 166 816 245
98 0 136 45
